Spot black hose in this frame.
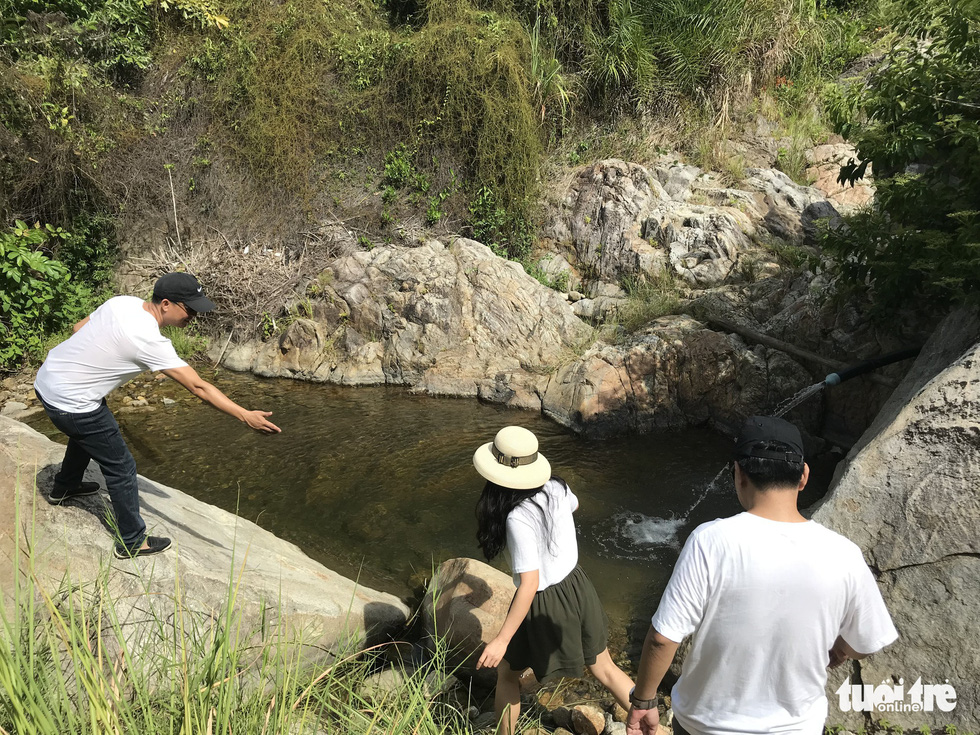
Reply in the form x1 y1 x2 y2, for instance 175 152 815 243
824 346 922 386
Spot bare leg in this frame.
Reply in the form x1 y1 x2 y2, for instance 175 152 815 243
587 648 634 711
495 665 522 735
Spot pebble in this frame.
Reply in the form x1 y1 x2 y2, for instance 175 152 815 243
571 704 605 735
162 398 176 405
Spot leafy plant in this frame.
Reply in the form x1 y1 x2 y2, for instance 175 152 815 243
383 144 415 189
823 0 980 314
467 185 532 260
0 222 92 370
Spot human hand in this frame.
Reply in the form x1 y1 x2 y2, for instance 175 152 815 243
243 410 282 434
625 705 660 735
828 635 852 668
477 637 508 669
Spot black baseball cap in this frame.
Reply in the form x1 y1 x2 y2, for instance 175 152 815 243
735 416 804 463
153 273 216 313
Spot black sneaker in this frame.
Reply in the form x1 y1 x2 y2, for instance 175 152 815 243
113 536 172 559
48 481 102 505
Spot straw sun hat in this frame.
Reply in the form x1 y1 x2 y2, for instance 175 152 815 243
473 426 552 490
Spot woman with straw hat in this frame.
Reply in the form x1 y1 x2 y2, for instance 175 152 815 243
473 426 635 735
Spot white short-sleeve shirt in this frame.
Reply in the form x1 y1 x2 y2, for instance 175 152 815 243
506 479 580 591
35 295 188 413
652 512 898 735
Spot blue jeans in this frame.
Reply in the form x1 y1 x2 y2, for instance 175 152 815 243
37 392 146 550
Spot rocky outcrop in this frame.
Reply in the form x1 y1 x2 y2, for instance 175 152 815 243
214 237 812 436
539 158 844 294
542 315 810 436
0 416 409 668
805 142 875 213
220 238 593 398
812 306 980 729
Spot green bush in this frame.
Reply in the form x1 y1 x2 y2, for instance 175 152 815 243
0 221 94 370
823 0 980 313
467 185 532 260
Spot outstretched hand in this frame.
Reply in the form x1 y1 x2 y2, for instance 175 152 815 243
625 706 660 735
243 410 281 433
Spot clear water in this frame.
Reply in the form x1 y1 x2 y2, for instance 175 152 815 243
26 371 830 647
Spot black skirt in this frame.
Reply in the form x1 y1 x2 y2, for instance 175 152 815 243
503 565 609 680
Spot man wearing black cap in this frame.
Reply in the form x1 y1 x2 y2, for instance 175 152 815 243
34 273 281 559
626 416 897 735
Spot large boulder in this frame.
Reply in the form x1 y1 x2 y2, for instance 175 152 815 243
542 315 811 437
0 416 409 667
216 238 812 437
421 557 514 680
812 306 980 729
220 238 593 400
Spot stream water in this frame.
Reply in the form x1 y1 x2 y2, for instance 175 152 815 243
26 371 832 647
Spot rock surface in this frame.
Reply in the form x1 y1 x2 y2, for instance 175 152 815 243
0 416 409 669
812 306 980 729
214 237 813 437
421 557 515 678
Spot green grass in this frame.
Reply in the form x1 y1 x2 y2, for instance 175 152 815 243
0 479 473 735
162 325 211 361
615 271 683 333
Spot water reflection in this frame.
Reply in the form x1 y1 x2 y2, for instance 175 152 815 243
28 371 820 639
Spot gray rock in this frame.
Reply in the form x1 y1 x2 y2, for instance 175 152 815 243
0 417 409 675
1 401 28 417
215 238 592 404
813 306 980 729
360 667 457 701
541 316 810 437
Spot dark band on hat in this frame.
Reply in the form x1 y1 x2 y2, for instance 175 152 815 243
737 446 803 463
491 444 539 469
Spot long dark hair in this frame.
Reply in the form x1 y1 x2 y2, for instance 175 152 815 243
475 476 568 561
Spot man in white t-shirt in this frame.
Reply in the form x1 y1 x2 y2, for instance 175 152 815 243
626 416 898 735
35 273 281 559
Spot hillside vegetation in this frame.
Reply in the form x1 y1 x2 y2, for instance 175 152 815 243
1 0 977 370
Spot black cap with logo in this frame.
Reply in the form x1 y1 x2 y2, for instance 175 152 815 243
152 273 216 313
734 416 804 463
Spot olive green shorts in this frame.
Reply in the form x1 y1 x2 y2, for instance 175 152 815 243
503 565 608 681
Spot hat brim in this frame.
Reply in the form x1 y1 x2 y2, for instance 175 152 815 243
473 441 551 490
183 294 216 313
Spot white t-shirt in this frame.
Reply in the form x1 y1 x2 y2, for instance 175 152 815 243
652 512 898 735
35 296 188 413
506 479 580 591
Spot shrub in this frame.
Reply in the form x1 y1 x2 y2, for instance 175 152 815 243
823 0 980 313
0 221 94 371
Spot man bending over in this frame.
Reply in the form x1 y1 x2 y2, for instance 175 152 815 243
34 272 281 559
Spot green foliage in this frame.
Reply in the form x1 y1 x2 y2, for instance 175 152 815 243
617 271 682 332
383 144 415 188
54 212 118 287
467 185 532 260
583 0 655 106
162 324 209 360
0 221 94 370
823 0 980 313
